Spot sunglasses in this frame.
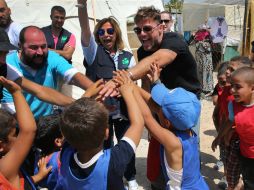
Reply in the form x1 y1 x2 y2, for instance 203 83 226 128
97 28 115 36
160 19 171 24
133 25 160 35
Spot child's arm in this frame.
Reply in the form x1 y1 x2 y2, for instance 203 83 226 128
31 157 52 183
82 79 104 99
0 77 36 179
133 85 183 171
211 115 233 151
114 71 144 146
212 104 219 131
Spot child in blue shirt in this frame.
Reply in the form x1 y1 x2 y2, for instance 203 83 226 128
34 113 63 189
114 64 208 189
54 76 144 190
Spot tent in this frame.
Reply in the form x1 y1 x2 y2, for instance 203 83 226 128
6 0 164 98
182 0 248 62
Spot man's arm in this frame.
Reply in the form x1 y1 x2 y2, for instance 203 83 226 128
50 33 76 60
16 77 74 106
77 0 91 47
69 72 93 90
128 49 176 80
100 49 176 97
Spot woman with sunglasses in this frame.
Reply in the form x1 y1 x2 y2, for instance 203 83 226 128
77 1 138 190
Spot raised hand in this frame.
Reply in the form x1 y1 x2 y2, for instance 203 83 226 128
32 156 53 183
211 137 220 152
83 79 104 100
99 79 120 100
0 76 21 94
146 63 162 83
113 70 134 95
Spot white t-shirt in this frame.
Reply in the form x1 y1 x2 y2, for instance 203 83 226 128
5 22 23 48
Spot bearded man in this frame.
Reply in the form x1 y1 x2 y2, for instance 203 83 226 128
0 0 23 47
1 25 93 119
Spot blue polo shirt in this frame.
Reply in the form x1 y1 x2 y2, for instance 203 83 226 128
1 51 77 119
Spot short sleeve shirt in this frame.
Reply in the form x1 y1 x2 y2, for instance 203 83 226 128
5 22 23 48
1 51 78 118
137 32 201 97
67 138 135 190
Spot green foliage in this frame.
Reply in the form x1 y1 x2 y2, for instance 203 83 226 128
164 0 183 13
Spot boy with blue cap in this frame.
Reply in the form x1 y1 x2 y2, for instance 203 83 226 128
114 64 208 189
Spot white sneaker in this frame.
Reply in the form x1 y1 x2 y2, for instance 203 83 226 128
128 179 139 190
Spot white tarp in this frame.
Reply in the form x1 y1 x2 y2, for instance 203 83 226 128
7 0 164 98
183 3 244 47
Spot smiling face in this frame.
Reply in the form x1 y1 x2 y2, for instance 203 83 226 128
0 0 11 28
217 73 229 88
226 61 243 83
98 22 116 52
230 75 253 105
135 18 163 52
20 27 48 70
51 10 65 30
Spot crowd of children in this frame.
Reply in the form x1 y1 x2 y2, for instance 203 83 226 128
211 56 254 190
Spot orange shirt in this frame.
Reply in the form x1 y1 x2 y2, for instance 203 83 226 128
0 172 24 190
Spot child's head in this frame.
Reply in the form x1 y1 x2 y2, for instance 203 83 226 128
217 61 229 87
226 56 252 83
60 97 109 151
0 109 17 157
35 114 63 156
151 84 201 131
230 67 254 104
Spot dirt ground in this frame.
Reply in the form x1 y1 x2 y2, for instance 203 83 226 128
135 98 223 190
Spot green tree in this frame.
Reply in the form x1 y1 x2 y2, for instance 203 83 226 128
165 0 183 13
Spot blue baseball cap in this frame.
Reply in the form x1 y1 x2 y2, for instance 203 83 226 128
151 84 201 131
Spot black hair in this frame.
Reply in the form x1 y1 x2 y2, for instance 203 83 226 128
35 114 62 156
51 6 66 15
0 109 16 142
60 97 109 151
230 56 252 67
217 61 229 77
134 6 161 24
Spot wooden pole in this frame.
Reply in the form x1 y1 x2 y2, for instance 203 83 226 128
242 0 249 55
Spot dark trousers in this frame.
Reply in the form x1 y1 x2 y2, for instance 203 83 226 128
240 155 254 190
104 118 136 181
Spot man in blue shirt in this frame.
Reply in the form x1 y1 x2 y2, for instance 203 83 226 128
1 25 93 118
0 27 74 109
